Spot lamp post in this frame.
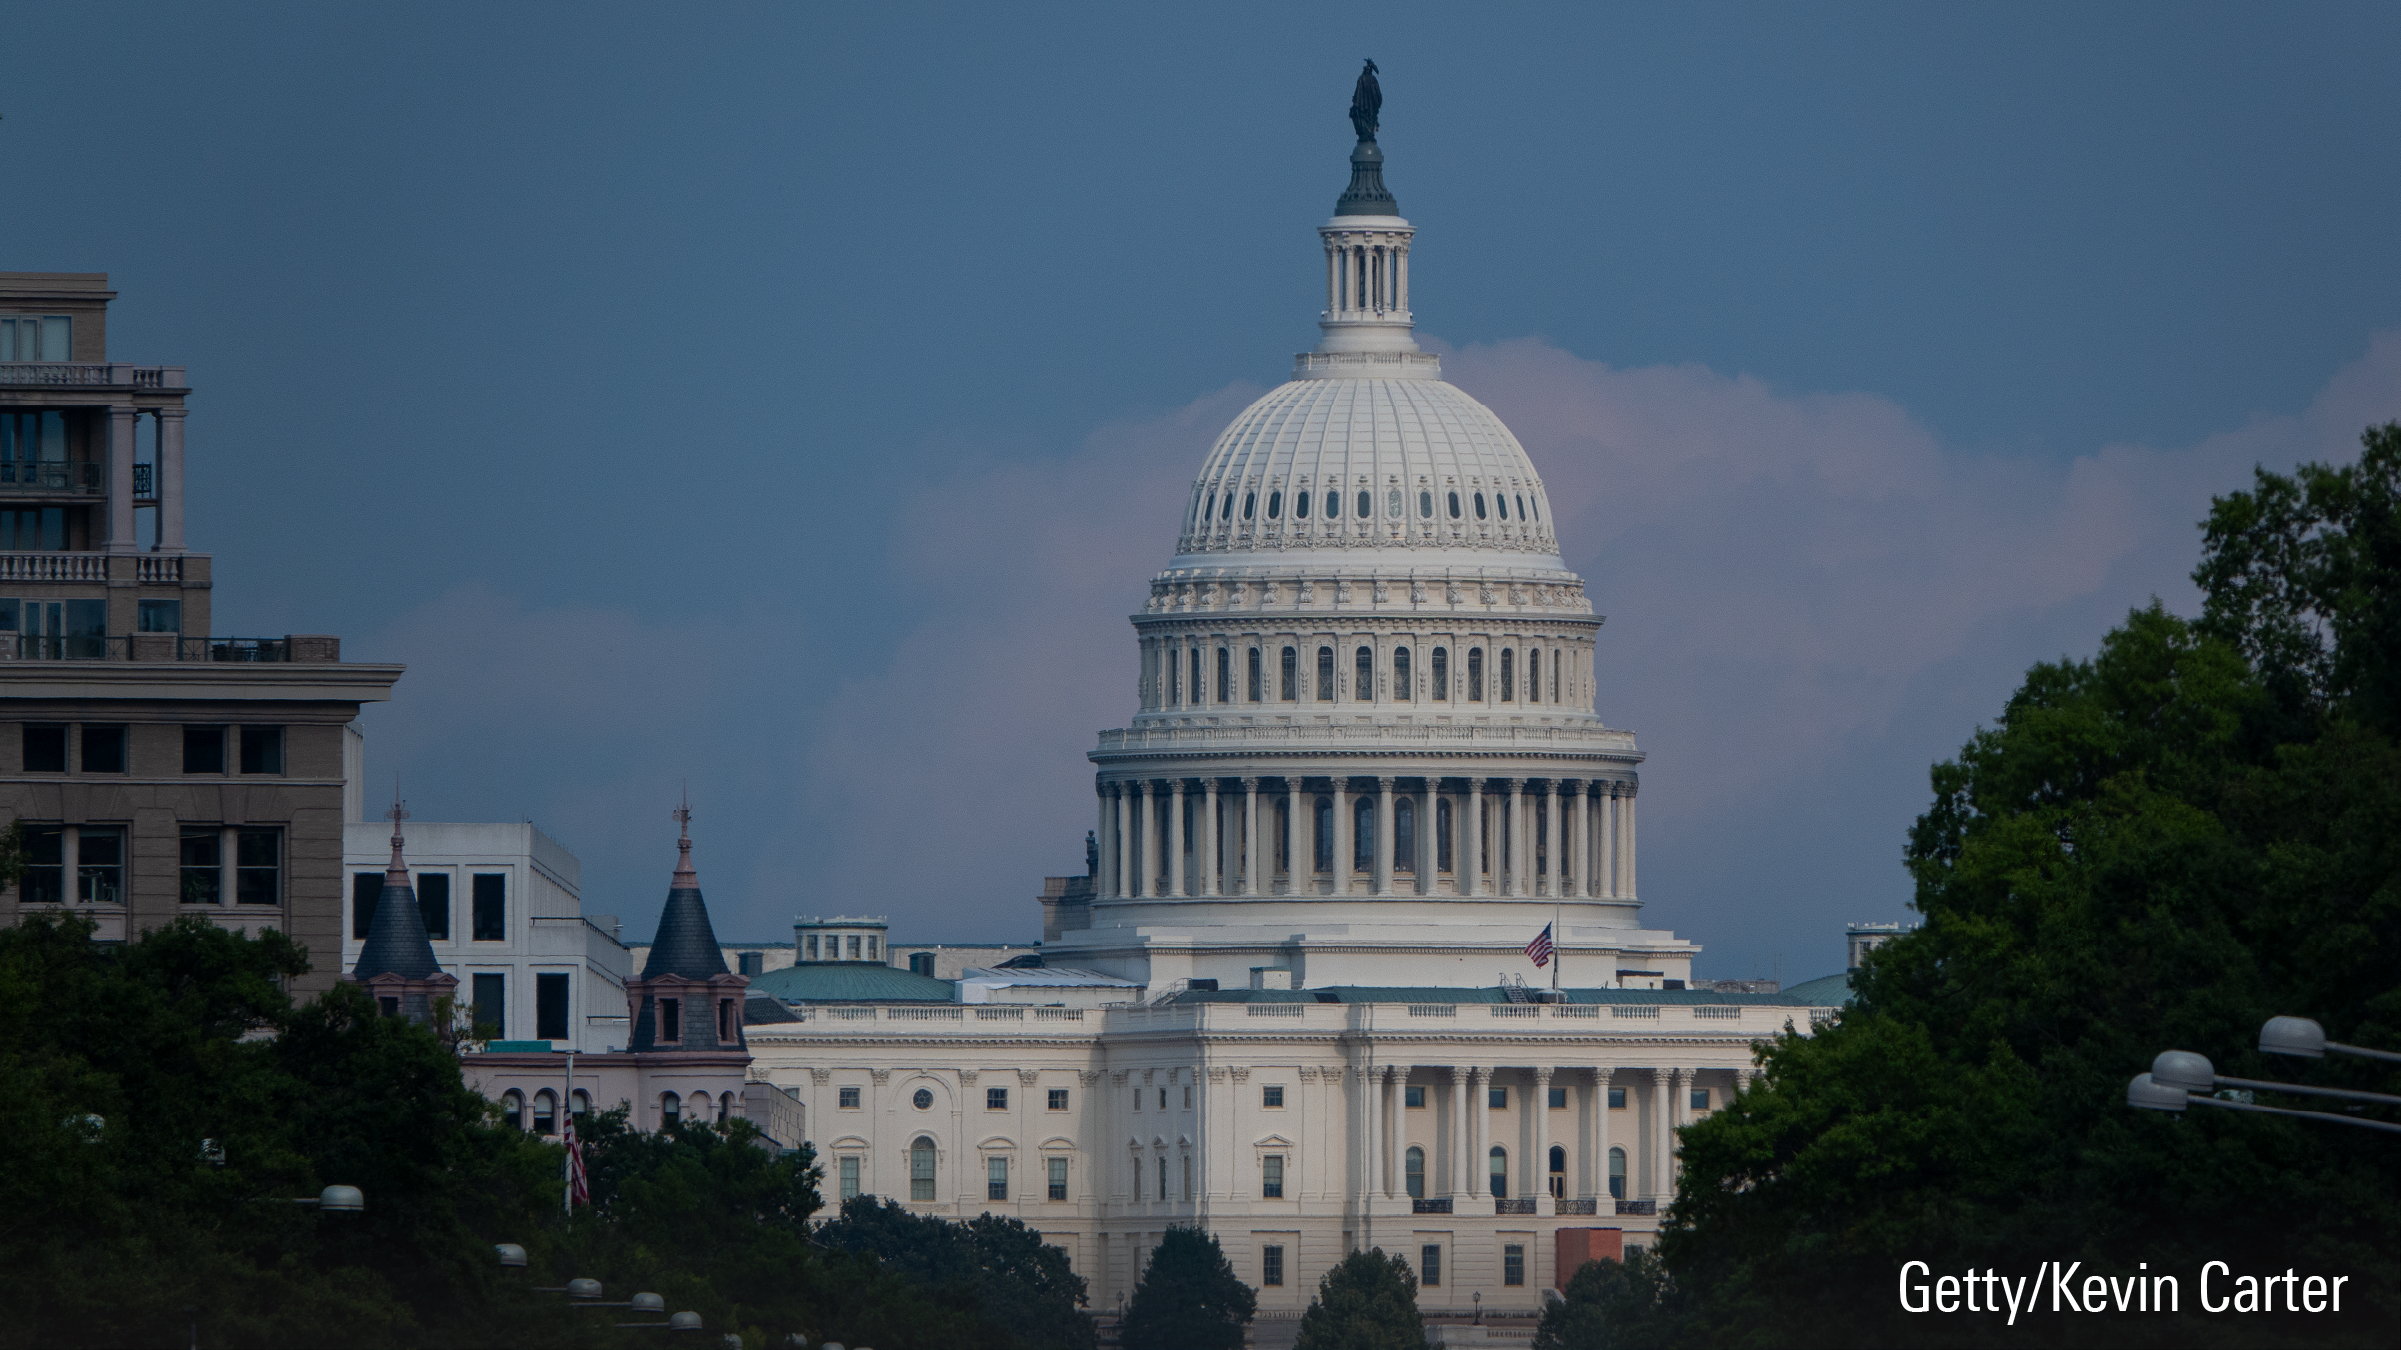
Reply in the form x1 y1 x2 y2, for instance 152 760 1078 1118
2259 1016 2401 1064
2129 1030 2401 1135
501 1260 699 1331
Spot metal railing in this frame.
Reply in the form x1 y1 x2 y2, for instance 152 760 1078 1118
1495 1198 1536 1215
1 635 291 662
1411 1197 1453 1214
1557 1198 1598 1215
0 461 102 495
1615 1199 1657 1216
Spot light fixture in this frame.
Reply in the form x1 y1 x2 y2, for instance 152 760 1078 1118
316 1185 364 1213
494 1244 527 1268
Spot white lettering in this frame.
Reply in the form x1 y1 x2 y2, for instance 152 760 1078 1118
2303 1275 2327 1313
2156 1275 2179 1312
2000 1273 2031 1326
2108 1273 2138 1312
1936 1274 1959 1313
2331 1275 2348 1311
2202 1261 2229 1313
2235 1274 2260 1312
2083 1275 2108 1311
1900 1261 1930 1313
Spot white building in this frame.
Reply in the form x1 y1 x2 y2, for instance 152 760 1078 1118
740 82 1839 1320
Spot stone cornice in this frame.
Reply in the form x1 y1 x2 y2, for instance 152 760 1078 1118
0 661 404 703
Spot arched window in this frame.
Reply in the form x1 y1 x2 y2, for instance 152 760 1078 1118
1326 490 1341 519
1316 647 1335 701
1528 649 1540 703
722 1091 737 1121
1517 494 1529 521
1393 646 1411 698
1474 492 1488 520
502 1091 524 1131
1467 648 1484 701
1222 492 1235 521
1387 489 1402 518
1550 1145 1567 1198
1354 646 1372 700
1296 490 1311 519
1420 489 1433 518
533 1089 557 1136
1448 491 1461 519
1394 797 1414 873
1217 647 1231 702
571 1090 591 1123
1281 646 1298 701
1431 646 1448 699
1190 649 1202 705
1357 490 1370 519
910 1137 938 1201
1267 490 1282 519
1489 1146 1509 1199
1405 1146 1426 1200
1500 649 1515 702
1244 491 1256 520
1531 495 1541 521
1313 797 1334 873
1248 647 1263 701
661 1092 681 1129
1496 493 1509 520
1436 798 1453 872
1608 1146 1627 1200
1353 796 1374 871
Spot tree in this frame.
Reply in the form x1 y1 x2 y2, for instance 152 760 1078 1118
1292 1247 1422 1350
1120 1226 1256 1350
813 1195 1094 1350
1534 1249 1675 1350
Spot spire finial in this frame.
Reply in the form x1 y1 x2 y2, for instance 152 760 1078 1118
385 780 411 883
671 785 696 887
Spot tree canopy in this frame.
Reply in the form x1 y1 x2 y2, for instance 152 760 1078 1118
1619 427 2401 1348
1120 1226 1256 1350
1292 1247 1424 1350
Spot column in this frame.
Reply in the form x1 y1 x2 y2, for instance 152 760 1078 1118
156 407 187 552
1542 783 1562 898
1592 1067 1614 1207
1382 1066 1404 1199
1600 786 1619 899
1359 1060 1380 1205
1564 780 1586 898
1292 779 1314 896
1504 779 1527 896
1240 778 1260 896
1097 786 1115 899
1372 777 1395 896
1463 779 1483 898
106 404 139 553
1116 784 1135 898
1531 1067 1554 1215
1414 779 1436 895
1138 781 1158 898
1331 777 1352 897
1623 788 1638 900
1671 1068 1693 1198
1168 779 1187 897
1448 1066 1472 1200
1201 778 1220 897
1650 1068 1673 1200
1325 243 1339 315
1397 245 1409 313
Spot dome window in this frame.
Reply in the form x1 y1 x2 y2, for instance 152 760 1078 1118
1500 649 1514 702
1244 492 1256 520
1419 490 1432 518
1268 491 1282 519
1325 491 1340 519
1496 494 1509 520
1223 492 1236 521
1388 489 1403 518
1356 490 1370 519
1317 646 1335 702
1516 494 1529 521
1530 496 1541 522
1448 491 1461 519
1296 492 1310 519
1474 493 1487 520
1394 646 1412 699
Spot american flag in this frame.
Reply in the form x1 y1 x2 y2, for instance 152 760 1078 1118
1525 923 1554 969
565 1120 590 1208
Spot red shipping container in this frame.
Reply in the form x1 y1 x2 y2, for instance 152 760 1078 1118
1554 1227 1624 1290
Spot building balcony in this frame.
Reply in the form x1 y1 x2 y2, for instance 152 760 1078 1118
1494 1197 1537 1215
1 635 339 663
1615 1199 1657 1216
0 461 102 496
0 362 187 390
0 552 188 583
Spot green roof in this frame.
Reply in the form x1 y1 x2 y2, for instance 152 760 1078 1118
1778 972 1854 1007
746 963 956 1004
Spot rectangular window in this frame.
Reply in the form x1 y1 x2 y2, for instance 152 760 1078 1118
350 872 381 935
1394 645 1411 698
80 724 125 774
840 1156 862 1200
1609 1087 1627 1110
988 1086 1009 1111
1468 647 1484 701
1280 646 1297 700
1500 648 1515 701
988 1155 1009 1201
867 935 879 960
22 723 66 773
1504 1244 1526 1286
1690 1088 1710 1111
738 951 763 975
1247 647 1262 701
1263 1244 1285 1287
536 972 570 1041
472 873 506 940
1549 1086 1568 1109
914 1145 937 1201
1190 648 1203 705
238 726 284 775
805 935 819 960
234 827 280 905
717 998 731 1041
1489 1086 1507 1109
137 599 181 634
839 1086 862 1109
0 314 71 361
182 725 225 774
1183 1154 1193 1199
656 996 680 1043
1217 646 1230 702
418 872 451 940
1133 1088 1141 1112
473 973 506 1039
1316 646 1334 701
1048 1088 1069 1111
181 828 225 905
1261 1154 1284 1198
76 826 125 903
847 935 861 960
1405 1085 1425 1108
20 825 63 904
1432 646 1448 699
1262 1085 1284 1108
1158 1156 1167 1200
1048 1156 1069 1201
1420 1245 1441 1287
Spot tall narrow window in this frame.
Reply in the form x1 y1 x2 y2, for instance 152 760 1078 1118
20 826 63 905
1497 493 1509 519
1527 649 1540 702
1419 489 1433 518
1431 647 1448 699
1267 490 1282 519
1243 491 1256 520
1158 1156 1168 1199
988 1156 1009 1201
1048 1156 1069 1201
1168 647 1179 704
1551 651 1561 702
1354 646 1372 700
1549 1144 1567 1198
1467 648 1484 701
661 1093 681 1128
1190 648 1202 705
1436 799 1453 872
418 872 450 940
1316 647 1334 701
1248 647 1263 701
183 829 225 906
1394 798 1414 873
1352 797 1373 871
1405 1146 1425 1199
474 973 506 1040
1356 490 1370 519
840 1156 862 1200
1216 646 1230 702
1280 646 1297 701
1393 646 1411 698
536 972 570 1041
1609 1146 1627 1199
472 874 506 940
1325 490 1339 519
1420 1245 1441 1287
1182 1154 1193 1199
1263 1244 1285 1286
77 827 125 904
234 828 280 905
1313 797 1333 873
1489 1147 1509 1199
1274 798 1290 872
1474 492 1487 520
1295 490 1310 519
911 1138 937 1201
1447 491 1460 519
1261 1154 1285 1198
1505 1244 1526 1286
1500 649 1515 701
533 1090 556 1136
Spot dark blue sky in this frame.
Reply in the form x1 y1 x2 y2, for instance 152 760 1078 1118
9 2 2397 980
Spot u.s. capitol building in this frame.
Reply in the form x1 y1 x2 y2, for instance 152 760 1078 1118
725 81 1838 1320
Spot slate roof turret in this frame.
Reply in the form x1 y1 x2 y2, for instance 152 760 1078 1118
352 797 444 982
638 800 730 981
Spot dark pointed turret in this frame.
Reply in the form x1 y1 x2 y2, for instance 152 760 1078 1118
351 794 456 1022
627 799 746 1054
639 802 730 981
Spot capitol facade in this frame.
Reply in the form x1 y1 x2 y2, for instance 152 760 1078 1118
737 92 1835 1320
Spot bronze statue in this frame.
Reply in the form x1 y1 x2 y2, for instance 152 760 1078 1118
1349 59 1381 141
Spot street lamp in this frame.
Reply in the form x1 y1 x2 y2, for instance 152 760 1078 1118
2128 1050 2401 1135
2260 1016 2401 1064
280 1185 364 1212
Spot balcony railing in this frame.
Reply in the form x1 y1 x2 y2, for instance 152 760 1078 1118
3 635 295 663
0 461 103 495
1557 1198 1598 1216
1615 1199 1657 1216
0 362 186 388
1495 1197 1537 1215
1411 1197 1452 1214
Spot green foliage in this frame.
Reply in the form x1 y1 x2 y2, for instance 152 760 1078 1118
1292 1247 1422 1350
1534 1249 1675 1350
1635 432 2401 1347
1121 1226 1256 1350
814 1194 1095 1350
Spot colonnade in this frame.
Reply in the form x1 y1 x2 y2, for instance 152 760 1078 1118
1095 774 1635 902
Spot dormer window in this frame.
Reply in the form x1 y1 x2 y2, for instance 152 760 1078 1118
658 997 681 1042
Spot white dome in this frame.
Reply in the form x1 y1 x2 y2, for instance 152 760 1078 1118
1170 353 1562 569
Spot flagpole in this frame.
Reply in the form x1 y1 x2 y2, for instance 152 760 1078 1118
563 1049 574 1222
1552 905 1561 992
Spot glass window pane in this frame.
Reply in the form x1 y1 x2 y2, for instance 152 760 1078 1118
473 973 506 1039
80 724 125 774
183 828 225 906
183 725 225 774
350 871 379 934
238 726 284 775
235 828 281 905
77 826 125 904
418 872 450 940
536 972 570 1041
